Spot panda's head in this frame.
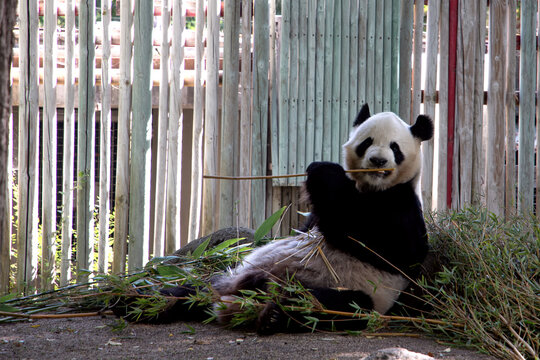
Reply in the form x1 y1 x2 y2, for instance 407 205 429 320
343 104 433 192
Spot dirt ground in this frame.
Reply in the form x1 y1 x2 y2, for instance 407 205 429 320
0 315 498 360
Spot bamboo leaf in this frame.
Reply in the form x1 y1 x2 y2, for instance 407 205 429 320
254 206 287 246
191 237 211 259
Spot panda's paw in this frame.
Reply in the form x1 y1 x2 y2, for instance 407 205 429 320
306 161 345 176
256 302 288 335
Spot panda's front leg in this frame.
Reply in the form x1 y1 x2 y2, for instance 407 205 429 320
304 162 358 242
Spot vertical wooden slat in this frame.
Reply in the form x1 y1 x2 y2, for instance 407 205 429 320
287 0 298 179
322 0 334 161
455 1 473 208
188 0 205 241
153 0 170 257
536 0 540 219
0 4 14 290
373 0 383 113
330 0 341 163
505 0 517 217
278 0 290 185
239 0 252 227
98 0 112 273
486 0 507 216
305 0 316 165
365 0 375 111
113 0 132 274
77 0 96 283
518 0 537 213
422 0 440 210
357 0 367 108
17 0 39 294
297 0 307 177
202 0 220 234
398 0 413 122
42 0 58 290
268 0 278 221
349 0 359 125
339 0 350 147
411 0 423 121
252 0 269 227
382 0 391 111
472 1 487 205
60 0 76 285
128 0 154 271
167 0 185 251
314 0 325 160
435 0 449 211
219 0 240 228
390 0 400 113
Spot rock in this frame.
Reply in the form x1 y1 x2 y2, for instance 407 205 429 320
361 347 434 360
170 227 255 258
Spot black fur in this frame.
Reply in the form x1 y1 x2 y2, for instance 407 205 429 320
410 114 434 141
304 161 428 278
353 103 371 127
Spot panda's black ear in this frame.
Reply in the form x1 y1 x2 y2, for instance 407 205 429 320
353 103 371 127
410 115 433 141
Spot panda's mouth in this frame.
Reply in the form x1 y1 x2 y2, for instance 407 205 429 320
368 169 393 178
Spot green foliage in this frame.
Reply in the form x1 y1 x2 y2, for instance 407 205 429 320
422 208 539 360
253 206 287 246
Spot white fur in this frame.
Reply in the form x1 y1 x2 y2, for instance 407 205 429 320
342 112 423 193
214 230 408 314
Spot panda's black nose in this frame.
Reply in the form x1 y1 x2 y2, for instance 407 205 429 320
369 157 387 167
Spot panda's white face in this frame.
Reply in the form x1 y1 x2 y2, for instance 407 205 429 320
343 108 432 192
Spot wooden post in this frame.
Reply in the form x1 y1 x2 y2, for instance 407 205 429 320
348 0 359 125
455 0 474 208
0 0 17 294
239 0 253 227
202 0 220 234
219 0 240 228
434 0 449 211
113 0 132 274
17 0 40 293
60 0 76 286
322 0 334 161
411 0 423 122
98 0 112 272
128 0 154 271
42 0 58 290
154 0 171 257
288 0 298 177
77 0 96 283
315 0 326 160
398 0 413 123
505 0 516 217
188 0 205 241
486 0 507 216
166 0 185 252
278 0 290 185
330 0 341 163
252 0 270 227
518 0 537 213
422 0 440 211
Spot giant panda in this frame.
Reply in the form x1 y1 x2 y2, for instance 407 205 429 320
113 104 433 334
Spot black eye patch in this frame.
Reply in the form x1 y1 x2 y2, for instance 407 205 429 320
355 137 373 158
390 142 404 164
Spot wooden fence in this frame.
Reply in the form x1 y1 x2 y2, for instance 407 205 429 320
2 0 539 295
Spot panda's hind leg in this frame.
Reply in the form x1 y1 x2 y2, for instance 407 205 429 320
256 287 374 334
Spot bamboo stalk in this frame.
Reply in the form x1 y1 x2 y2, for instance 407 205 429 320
203 168 395 181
